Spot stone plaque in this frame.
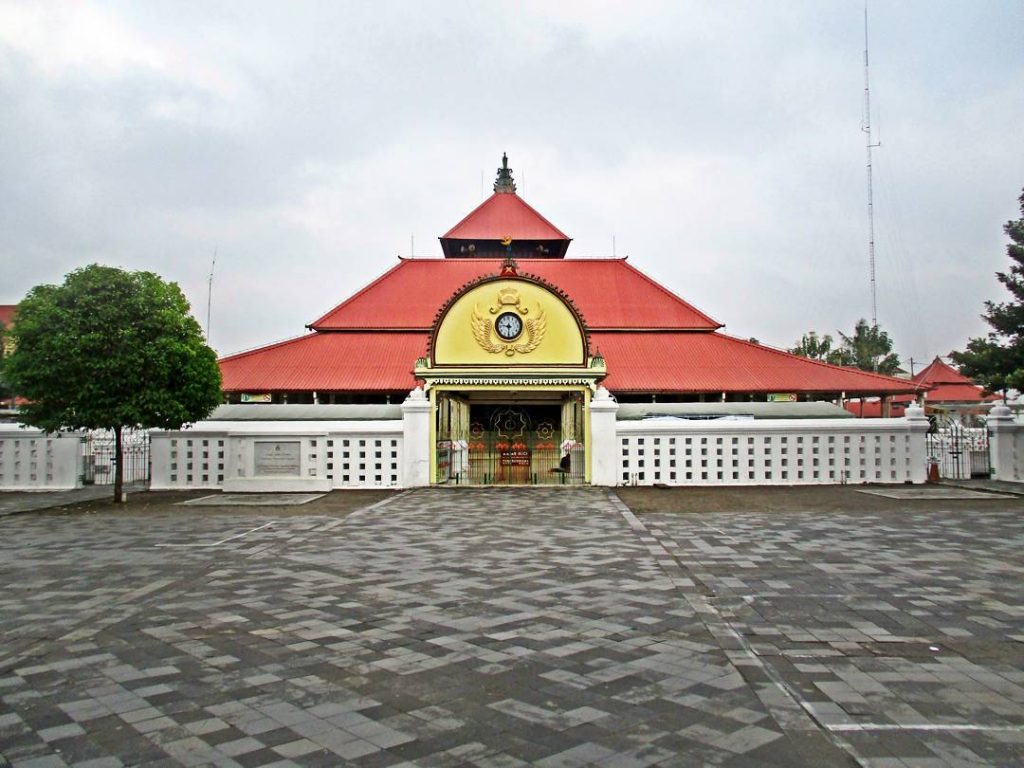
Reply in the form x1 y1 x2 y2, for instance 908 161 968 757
254 441 301 476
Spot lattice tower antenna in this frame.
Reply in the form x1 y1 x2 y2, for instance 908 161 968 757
206 249 216 343
862 4 881 326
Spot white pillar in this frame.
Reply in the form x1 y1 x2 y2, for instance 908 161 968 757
904 404 930 484
150 432 172 488
402 387 432 487
589 386 620 486
987 404 1018 482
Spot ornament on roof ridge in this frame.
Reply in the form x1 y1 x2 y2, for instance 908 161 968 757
494 152 517 193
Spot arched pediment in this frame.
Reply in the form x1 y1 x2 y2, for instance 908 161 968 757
430 275 589 367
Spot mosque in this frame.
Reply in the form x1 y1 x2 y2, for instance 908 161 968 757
218 155 919 484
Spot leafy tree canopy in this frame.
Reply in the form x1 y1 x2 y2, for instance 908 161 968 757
5 265 222 499
790 321 901 375
951 188 1024 395
790 331 839 364
836 319 902 375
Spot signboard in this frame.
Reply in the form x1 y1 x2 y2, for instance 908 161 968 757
500 450 531 467
241 393 272 403
767 393 797 403
254 441 301 476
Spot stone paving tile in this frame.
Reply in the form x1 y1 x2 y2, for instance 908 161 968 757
638 504 1024 767
0 489 1022 766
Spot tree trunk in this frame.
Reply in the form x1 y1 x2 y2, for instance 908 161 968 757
113 425 124 503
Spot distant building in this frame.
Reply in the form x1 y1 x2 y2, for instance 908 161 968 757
846 356 997 419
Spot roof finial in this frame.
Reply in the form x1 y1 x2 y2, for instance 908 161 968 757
494 152 517 194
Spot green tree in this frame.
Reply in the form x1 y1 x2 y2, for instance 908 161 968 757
5 265 222 501
836 319 901 375
790 331 840 363
791 321 901 374
951 188 1024 396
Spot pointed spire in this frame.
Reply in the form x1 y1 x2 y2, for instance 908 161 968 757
493 152 517 193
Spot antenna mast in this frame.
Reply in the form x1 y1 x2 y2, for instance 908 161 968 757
862 4 881 326
206 249 216 343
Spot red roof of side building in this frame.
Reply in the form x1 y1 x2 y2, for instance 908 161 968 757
0 305 15 327
843 399 909 418
310 258 722 331
912 357 999 403
441 192 570 241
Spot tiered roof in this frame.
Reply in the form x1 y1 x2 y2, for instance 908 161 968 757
309 258 720 331
441 193 570 243
219 155 922 398
221 256 920 396
439 153 571 258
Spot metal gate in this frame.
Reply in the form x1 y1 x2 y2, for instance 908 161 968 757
926 415 990 480
438 404 584 485
82 429 151 485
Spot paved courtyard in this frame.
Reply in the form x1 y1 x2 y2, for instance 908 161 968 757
0 487 1022 767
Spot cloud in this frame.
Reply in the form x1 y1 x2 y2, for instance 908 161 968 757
1 0 1022 366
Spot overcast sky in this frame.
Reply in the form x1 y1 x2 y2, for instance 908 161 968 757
2 0 1022 372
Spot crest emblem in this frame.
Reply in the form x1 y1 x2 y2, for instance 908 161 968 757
471 288 546 356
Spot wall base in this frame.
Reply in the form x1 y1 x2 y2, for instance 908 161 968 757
223 477 332 493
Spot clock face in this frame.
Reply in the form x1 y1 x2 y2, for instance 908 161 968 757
495 312 523 341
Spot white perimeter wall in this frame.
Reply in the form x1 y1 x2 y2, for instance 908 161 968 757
987 405 1024 482
150 420 404 491
0 425 82 490
9 392 934 492
617 410 929 486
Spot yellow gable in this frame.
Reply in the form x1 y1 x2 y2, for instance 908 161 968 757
432 278 587 366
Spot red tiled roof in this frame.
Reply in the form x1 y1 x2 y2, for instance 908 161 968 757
220 328 919 395
912 357 968 386
441 192 569 241
220 333 427 392
0 305 15 327
592 333 920 394
911 357 998 402
310 258 721 331
843 400 910 418
923 383 999 403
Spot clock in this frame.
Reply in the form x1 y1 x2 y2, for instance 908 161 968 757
495 312 523 341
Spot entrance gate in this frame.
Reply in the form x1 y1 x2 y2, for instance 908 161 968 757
436 399 585 486
82 429 151 485
926 414 990 479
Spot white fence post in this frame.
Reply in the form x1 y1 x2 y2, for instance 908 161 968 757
987 404 1019 482
402 387 432 488
905 404 930 484
589 386 620 486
